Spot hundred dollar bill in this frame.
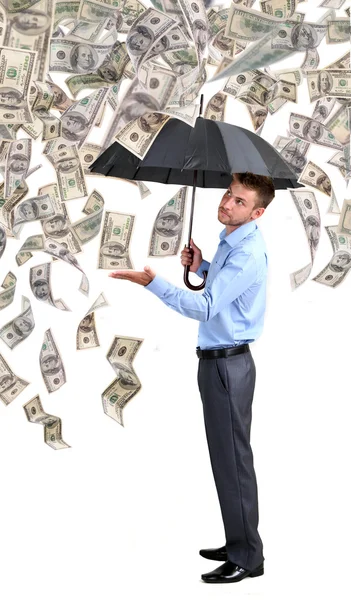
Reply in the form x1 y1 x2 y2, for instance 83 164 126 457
76 292 108 350
39 183 82 254
115 112 169 159
30 262 71 310
102 335 143 426
53 0 80 30
210 10 313 81
66 16 110 42
247 104 268 131
306 69 351 103
71 189 104 244
49 37 115 74
65 42 129 95
0 271 16 310
288 189 321 290
98 211 135 269
0 295 35 349
271 19 328 50
148 187 187 256
225 5 283 41
101 64 176 150
46 76 74 112
12 193 53 235
23 395 71 450
273 135 310 175
178 0 209 65
40 328 66 393
204 91 227 120
289 113 344 150
47 146 88 200
120 0 147 34
0 182 27 235
4 139 31 198
126 7 178 73
2 0 53 81
324 103 350 147
43 237 89 296
312 225 351 287
296 161 340 216
0 352 29 406
43 87 109 153
161 102 199 126
311 97 336 123
260 0 296 19
326 18 350 43
16 234 45 266
78 142 103 175
0 222 6 257
146 25 190 62
327 148 350 179
337 199 351 236
77 0 123 24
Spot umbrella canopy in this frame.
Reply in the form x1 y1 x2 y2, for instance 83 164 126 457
89 116 304 190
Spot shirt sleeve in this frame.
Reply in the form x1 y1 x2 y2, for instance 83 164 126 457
195 259 211 279
144 251 257 322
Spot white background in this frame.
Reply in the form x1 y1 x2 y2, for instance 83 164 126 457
0 2 350 599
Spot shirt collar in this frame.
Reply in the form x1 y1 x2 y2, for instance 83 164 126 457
219 221 257 247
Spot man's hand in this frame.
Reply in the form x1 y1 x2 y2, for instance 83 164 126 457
108 265 156 286
181 238 203 273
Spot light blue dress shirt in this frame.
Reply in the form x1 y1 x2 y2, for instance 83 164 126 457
144 220 268 349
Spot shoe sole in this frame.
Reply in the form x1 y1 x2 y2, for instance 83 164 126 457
199 553 227 561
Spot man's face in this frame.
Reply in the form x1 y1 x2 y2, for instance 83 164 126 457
320 73 329 91
331 253 349 268
81 315 93 328
18 13 47 29
21 204 35 219
45 218 65 233
158 216 176 229
15 318 31 332
211 95 223 108
59 159 76 170
103 245 124 257
0 93 18 106
77 46 93 68
12 159 27 171
42 357 58 372
218 176 262 232
297 26 312 48
62 116 82 133
36 283 49 299
143 112 160 125
0 377 12 391
130 31 150 51
309 122 320 139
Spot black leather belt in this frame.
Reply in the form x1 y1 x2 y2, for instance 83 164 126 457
196 344 250 359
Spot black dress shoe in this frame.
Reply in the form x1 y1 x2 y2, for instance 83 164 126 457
201 560 264 583
199 545 227 561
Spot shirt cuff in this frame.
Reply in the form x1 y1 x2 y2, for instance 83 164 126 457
196 259 210 278
144 274 170 297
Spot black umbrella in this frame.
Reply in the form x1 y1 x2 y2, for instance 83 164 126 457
90 97 304 290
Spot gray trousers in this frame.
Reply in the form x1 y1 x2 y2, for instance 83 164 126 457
197 349 264 571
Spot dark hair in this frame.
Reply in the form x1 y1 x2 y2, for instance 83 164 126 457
232 172 275 210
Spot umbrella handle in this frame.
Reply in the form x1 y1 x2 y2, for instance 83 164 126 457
183 264 208 290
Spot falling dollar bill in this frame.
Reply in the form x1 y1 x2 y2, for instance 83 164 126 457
288 189 321 290
23 395 71 450
30 262 71 310
12 193 54 235
306 69 351 103
4 139 31 199
39 183 82 254
0 296 35 349
0 47 36 123
148 187 187 256
0 271 16 310
98 211 135 269
102 335 143 426
204 91 227 120
0 352 29 406
289 113 344 150
115 112 169 159
71 189 104 244
46 145 88 200
40 328 66 393
297 160 341 214
312 225 351 287
337 199 351 236
76 292 109 350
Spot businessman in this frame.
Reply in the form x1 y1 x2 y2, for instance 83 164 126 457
109 172 275 584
